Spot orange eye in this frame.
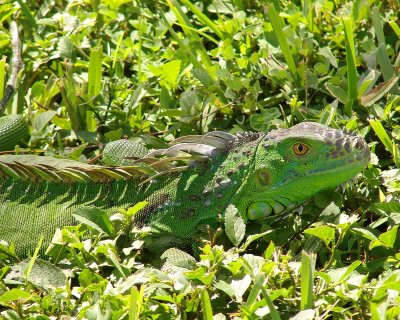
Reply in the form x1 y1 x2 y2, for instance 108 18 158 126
292 143 309 155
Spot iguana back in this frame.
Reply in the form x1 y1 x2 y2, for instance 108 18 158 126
0 122 370 257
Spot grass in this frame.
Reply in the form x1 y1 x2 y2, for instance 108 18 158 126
0 0 399 319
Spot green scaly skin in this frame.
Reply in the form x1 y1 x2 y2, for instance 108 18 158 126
0 120 370 257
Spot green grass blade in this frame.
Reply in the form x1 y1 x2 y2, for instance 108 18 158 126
167 0 213 69
112 32 124 71
245 273 264 308
343 18 358 115
15 0 38 29
24 236 44 282
159 12 227 104
389 20 400 38
369 119 394 155
201 289 213 320
129 287 138 320
267 3 298 85
300 251 315 310
87 46 102 132
371 7 395 87
179 0 224 39
260 283 282 320
138 15 144 84
0 57 5 100
88 46 102 98
129 286 143 320
59 66 82 132
371 7 386 46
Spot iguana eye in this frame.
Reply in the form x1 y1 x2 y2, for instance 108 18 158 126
292 143 309 155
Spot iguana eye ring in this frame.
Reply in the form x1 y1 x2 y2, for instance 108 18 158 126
293 143 309 155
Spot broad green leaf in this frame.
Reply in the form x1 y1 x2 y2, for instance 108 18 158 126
149 60 181 90
374 226 398 249
224 204 246 247
230 274 252 303
351 227 378 242
241 230 273 251
0 289 31 305
325 83 348 104
125 201 148 217
88 46 102 99
215 280 235 298
33 110 57 132
73 207 115 237
104 128 123 141
318 47 338 68
304 225 335 248
361 75 400 106
357 70 379 97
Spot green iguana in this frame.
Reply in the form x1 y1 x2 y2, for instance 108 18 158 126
0 115 371 257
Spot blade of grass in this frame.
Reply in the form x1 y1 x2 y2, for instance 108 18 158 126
200 289 213 320
300 251 315 310
260 280 282 320
343 18 358 115
267 4 299 85
129 286 143 320
389 21 400 38
159 12 228 104
179 0 224 39
112 32 124 71
245 274 264 310
87 46 103 132
371 7 386 46
138 15 143 84
167 0 213 70
371 7 396 91
0 57 5 100
15 0 38 29
369 119 395 156
59 65 82 132
24 236 44 283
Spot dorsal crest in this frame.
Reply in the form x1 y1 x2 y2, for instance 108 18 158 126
0 131 246 184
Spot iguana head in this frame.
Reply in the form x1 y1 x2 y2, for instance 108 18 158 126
241 122 370 220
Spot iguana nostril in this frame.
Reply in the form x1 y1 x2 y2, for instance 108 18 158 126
354 138 364 150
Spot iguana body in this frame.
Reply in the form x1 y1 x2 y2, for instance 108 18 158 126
0 121 370 257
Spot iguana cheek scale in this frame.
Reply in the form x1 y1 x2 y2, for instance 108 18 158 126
0 121 370 257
